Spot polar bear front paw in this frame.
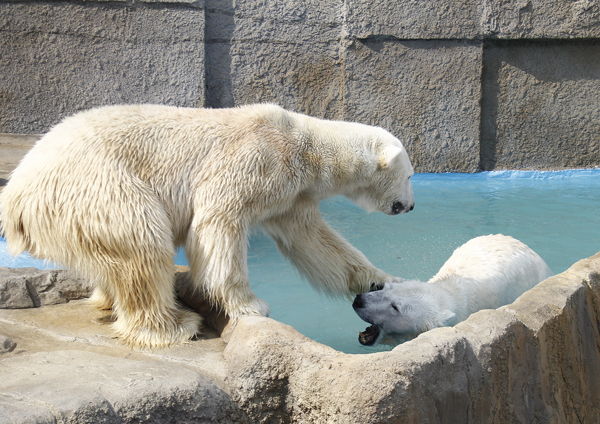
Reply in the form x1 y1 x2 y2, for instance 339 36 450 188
369 282 385 292
369 276 403 292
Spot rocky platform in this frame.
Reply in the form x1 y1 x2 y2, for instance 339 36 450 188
2 253 600 423
0 267 246 423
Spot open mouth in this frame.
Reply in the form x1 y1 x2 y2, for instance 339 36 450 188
358 324 380 346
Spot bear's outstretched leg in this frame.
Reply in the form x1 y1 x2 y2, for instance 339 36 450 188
185 217 270 321
263 198 396 297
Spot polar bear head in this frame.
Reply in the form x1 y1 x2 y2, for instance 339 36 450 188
343 127 415 216
352 281 456 345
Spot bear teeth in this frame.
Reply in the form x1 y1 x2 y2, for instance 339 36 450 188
358 324 379 346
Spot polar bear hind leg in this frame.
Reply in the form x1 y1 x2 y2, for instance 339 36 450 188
106 184 200 348
72 176 201 348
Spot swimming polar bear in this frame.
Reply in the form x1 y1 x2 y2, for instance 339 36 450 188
352 234 554 346
0 103 414 348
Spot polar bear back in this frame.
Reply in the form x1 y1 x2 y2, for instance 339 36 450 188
6 104 316 241
429 234 554 310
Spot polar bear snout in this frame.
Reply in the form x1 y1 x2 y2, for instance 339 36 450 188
352 294 364 309
390 200 414 215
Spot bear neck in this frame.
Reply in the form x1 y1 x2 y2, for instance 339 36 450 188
292 112 376 198
407 280 457 313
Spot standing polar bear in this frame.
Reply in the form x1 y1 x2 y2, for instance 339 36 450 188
0 103 414 348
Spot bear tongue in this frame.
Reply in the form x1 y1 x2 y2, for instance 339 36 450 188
358 325 380 346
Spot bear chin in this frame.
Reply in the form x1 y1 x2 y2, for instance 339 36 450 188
358 324 380 346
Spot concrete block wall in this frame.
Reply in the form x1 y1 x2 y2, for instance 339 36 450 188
0 1 205 133
1 0 600 172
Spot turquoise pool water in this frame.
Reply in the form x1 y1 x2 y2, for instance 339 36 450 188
2 170 600 354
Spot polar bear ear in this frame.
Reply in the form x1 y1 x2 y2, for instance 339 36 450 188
379 145 404 169
439 310 456 326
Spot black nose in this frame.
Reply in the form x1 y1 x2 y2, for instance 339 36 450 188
409 203 414 211
352 294 364 309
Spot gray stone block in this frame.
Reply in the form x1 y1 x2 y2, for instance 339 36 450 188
205 0 345 116
0 2 205 134
0 267 92 309
481 41 600 170
345 0 600 40
344 39 483 173
345 0 481 40
230 0 342 43
230 42 345 120
481 0 600 39
0 270 34 309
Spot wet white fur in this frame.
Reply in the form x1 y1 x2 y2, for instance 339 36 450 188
0 103 414 348
354 234 554 345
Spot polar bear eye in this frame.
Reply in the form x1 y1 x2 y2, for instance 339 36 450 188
391 304 399 312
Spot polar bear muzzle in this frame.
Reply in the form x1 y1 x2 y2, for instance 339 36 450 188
390 201 414 215
353 294 383 345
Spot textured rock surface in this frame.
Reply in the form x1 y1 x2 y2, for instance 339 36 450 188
224 252 600 423
1 256 600 422
0 1 205 134
205 0 345 119
346 0 600 40
0 267 91 309
0 269 247 423
1 350 245 424
481 0 600 39
344 39 482 173
345 0 481 40
481 40 600 170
